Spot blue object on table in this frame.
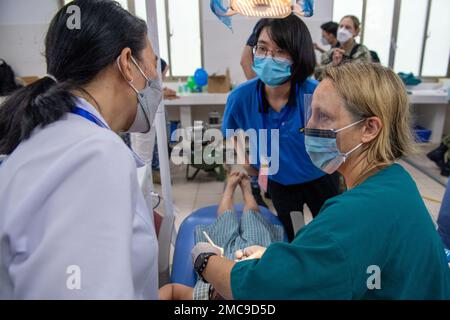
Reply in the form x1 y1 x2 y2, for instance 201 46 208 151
398 72 422 86
194 68 209 87
171 204 287 287
414 125 432 143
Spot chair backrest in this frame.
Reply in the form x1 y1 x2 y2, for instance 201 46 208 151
170 204 287 287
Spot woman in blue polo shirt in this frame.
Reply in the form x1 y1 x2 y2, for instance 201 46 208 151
222 15 339 241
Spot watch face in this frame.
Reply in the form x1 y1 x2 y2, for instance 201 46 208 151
195 253 208 271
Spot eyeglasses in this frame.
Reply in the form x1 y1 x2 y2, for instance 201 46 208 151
253 45 291 62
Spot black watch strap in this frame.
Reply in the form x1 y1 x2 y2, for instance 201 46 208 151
195 252 217 283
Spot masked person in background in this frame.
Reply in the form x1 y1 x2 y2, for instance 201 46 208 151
222 15 340 242
0 0 162 299
315 15 372 81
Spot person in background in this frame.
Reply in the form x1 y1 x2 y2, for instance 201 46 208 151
314 21 339 55
427 135 450 177
315 15 372 81
151 57 178 184
240 19 265 80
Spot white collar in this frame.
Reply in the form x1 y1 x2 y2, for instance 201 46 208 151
74 97 146 168
74 97 111 129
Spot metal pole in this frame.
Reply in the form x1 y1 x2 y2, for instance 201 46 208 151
389 0 402 69
145 0 175 287
419 0 432 76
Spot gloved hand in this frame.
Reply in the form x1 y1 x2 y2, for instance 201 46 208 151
235 245 267 261
191 242 223 267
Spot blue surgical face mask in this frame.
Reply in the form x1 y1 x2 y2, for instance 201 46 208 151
252 56 292 87
305 119 365 174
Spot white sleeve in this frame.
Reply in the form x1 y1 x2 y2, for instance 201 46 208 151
11 138 139 299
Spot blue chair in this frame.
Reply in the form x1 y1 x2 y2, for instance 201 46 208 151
171 204 287 287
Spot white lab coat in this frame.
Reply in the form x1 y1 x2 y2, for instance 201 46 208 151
0 98 159 299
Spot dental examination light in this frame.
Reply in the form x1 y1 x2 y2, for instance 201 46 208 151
210 0 315 30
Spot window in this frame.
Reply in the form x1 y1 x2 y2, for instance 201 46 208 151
421 0 450 77
333 0 450 77
394 0 428 75
166 0 202 77
135 0 202 77
363 0 395 66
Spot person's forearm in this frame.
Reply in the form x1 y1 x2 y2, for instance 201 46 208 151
203 256 236 300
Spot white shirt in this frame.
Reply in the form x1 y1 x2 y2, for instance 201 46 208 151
0 98 159 299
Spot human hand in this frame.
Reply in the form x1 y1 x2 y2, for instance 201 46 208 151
235 245 266 261
163 87 179 100
332 48 345 66
227 171 246 189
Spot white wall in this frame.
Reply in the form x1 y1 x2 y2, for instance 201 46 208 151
0 0 60 77
201 0 334 84
0 0 333 81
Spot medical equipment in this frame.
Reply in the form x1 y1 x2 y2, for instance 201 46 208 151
202 231 225 256
210 0 315 30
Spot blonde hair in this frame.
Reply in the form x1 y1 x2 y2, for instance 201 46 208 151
323 63 415 179
341 15 361 31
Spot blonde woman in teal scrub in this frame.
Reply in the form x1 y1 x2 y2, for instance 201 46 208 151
191 63 450 300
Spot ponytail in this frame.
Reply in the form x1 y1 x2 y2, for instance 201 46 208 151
0 77 76 154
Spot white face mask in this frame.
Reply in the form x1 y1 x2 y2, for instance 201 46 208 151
337 27 353 44
117 56 162 134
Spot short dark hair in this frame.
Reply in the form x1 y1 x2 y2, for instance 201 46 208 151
0 0 148 155
254 14 316 86
321 21 338 37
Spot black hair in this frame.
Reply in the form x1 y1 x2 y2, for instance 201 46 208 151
254 14 316 86
321 21 338 38
0 59 22 96
0 0 148 155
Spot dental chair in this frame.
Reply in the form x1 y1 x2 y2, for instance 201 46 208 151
170 204 288 287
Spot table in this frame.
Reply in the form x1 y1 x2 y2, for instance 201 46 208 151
164 92 229 129
407 84 449 144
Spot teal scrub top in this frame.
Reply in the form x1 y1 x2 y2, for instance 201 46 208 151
231 164 450 299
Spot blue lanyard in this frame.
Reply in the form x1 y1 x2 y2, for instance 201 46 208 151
71 106 109 129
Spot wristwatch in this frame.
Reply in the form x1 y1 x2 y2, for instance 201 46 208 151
194 252 217 283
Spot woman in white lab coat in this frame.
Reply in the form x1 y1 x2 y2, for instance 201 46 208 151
0 0 162 299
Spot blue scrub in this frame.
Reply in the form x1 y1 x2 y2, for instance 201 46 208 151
222 78 324 185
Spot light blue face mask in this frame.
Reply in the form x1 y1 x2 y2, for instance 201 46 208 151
252 56 292 87
305 119 365 174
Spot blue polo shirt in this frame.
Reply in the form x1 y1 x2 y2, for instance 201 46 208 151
222 78 325 185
